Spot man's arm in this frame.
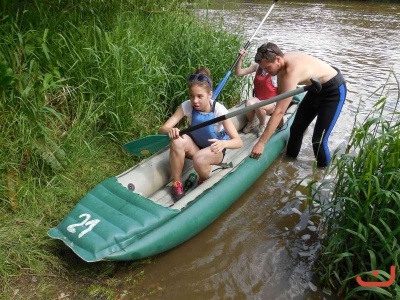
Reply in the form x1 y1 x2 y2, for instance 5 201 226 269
249 97 292 159
249 72 298 159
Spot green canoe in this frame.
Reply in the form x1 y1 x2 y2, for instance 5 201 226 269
48 94 304 262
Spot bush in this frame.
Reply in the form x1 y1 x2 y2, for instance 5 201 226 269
313 71 400 299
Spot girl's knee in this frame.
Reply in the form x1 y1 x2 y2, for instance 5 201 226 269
246 97 259 106
264 104 275 115
170 137 189 152
170 138 182 148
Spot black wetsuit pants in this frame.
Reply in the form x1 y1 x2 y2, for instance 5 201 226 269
286 67 347 167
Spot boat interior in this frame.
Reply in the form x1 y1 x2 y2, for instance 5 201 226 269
117 100 299 210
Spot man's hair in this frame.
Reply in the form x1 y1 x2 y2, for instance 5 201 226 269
254 42 283 63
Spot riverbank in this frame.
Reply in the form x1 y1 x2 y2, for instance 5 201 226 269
2 1 399 299
0 1 242 298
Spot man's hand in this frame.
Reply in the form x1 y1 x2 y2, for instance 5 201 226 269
249 141 265 160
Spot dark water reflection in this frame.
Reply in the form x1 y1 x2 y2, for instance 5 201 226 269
120 1 400 299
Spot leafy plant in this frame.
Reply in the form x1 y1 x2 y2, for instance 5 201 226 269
312 71 400 299
0 0 243 294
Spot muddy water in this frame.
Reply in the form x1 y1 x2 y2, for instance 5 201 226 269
120 1 400 299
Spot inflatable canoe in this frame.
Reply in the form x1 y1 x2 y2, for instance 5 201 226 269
48 93 305 262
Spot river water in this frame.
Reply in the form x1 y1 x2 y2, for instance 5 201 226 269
120 1 400 299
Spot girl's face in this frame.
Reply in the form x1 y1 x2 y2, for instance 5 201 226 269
189 84 213 112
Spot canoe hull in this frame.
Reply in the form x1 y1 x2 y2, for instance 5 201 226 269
48 96 301 262
106 131 287 261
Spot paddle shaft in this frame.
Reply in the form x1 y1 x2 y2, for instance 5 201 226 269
180 79 321 136
212 0 278 100
123 80 321 156
229 0 278 72
124 0 279 156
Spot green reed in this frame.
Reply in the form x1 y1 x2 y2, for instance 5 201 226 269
313 71 400 299
0 0 242 294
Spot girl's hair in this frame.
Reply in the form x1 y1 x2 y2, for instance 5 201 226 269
188 67 213 92
254 42 284 63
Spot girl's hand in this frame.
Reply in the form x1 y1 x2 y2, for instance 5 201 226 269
239 49 247 56
209 139 224 154
168 127 181 139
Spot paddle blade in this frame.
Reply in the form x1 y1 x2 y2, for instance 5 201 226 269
123 135 170 156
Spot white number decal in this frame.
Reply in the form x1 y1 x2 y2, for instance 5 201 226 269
67 213 100 238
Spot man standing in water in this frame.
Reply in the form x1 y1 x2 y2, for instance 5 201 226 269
249 42 347 167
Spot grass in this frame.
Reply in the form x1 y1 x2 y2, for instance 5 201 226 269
0 0 244 298
309 70 400 299
2 1 399 299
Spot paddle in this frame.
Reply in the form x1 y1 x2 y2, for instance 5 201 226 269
124 79 322 156
212 0 278 100
124 0 278 157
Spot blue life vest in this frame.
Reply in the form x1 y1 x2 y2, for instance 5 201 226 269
190 108 230 149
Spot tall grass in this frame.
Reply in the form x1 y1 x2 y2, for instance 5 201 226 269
0 0 243 293
312 71 400 299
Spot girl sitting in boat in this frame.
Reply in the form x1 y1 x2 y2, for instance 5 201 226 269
235 48 280 137
159 67 243 202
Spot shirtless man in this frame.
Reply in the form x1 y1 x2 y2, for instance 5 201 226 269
249 42 347 167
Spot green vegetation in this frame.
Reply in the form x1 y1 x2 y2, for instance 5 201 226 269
312 71 400 299
0 0 243 298
5 0 398 298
